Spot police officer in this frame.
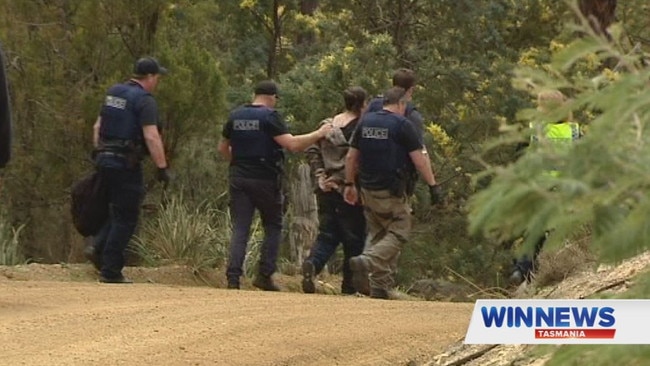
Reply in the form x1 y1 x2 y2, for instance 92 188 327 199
366 68 438 287
367 68 425 138
344 87 444 299
218 80 332 291
89 57 171 283
511 90 582 285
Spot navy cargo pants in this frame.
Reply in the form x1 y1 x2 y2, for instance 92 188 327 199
226 177 283 281
305 191 365 293
94 154 144 280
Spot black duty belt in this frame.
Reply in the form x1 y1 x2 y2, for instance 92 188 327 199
96 151 129 159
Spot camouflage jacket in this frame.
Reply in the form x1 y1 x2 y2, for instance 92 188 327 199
306 116 358 194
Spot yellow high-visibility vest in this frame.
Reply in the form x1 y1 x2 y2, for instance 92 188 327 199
529 121 581 176
530 121 580 143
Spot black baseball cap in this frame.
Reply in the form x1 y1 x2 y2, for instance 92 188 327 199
254 80 279 97
133 57 168 76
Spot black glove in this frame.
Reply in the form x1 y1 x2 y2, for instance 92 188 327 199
428 184 445 206
156 167 172 184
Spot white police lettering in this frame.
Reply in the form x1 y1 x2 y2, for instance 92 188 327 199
234 120 260 131
105 96 127 110
361 127 389 140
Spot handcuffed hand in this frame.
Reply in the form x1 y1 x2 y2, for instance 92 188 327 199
317 174 330 192
317 174 340 192
428 184 445 206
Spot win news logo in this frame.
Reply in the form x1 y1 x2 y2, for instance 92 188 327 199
481 305 615 339
464 300 649 344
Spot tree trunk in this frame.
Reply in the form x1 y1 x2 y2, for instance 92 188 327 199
266 0 281 78
578 0 617 41
288 163 318 269
296 0 318 49
393 0 405 59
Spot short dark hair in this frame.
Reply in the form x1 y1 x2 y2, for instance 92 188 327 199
343 86 367 114
382 87 408 106
392 68 416 90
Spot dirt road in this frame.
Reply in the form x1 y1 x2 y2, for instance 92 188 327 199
1 280 473 366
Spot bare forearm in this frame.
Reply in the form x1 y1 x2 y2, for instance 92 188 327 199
92 117 101 148
288 131 323 152
143 126 167 168
410 150 436 186
218 140 231 162
145 137 167 168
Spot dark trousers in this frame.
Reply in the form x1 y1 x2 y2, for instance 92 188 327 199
306 191 366 293
226 177 283 280
94 155 144 279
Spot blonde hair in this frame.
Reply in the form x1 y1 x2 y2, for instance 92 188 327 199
537 89 573 121
537 90 566 112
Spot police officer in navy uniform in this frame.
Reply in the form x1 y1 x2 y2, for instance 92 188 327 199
90 57 171 283
367 68 425 138
344 87 444 299
362 68 439 295
218 80 332 291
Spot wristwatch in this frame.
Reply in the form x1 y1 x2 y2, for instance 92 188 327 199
344 181 354 187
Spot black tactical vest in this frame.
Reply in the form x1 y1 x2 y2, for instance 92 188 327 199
99 82 150 151
357 110 413 191
229 105 284 172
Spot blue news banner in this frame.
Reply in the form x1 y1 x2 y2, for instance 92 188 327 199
464 299 650 344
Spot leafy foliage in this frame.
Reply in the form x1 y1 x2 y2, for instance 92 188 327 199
469 4 650 264
1 1 649 296
133 195 229 271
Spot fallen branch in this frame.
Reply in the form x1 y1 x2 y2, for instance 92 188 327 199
445 266 482 293
442 345 499 366
579 279 628 299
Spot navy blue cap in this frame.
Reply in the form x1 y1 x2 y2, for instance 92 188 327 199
254 80 279 96
133 57 168 76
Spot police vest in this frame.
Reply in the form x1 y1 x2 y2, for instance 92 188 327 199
357 111 413 191
229 105 283 170
530 121 580 176
99 82 150 149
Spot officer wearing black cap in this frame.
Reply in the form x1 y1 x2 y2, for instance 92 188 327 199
88 56 170 283
344 87 444 299
218 80 332 291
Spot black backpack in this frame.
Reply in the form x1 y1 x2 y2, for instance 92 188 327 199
71 171 109 237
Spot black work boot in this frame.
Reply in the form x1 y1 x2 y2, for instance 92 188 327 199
253 275 280 291
349 256 370 296
301 260 316 294
227 278 240 290
341 275 356 295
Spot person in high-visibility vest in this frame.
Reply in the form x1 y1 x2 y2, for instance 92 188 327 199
511 90 582 285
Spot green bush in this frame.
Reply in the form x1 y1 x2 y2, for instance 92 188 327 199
132 195 229 272
0 209 25 265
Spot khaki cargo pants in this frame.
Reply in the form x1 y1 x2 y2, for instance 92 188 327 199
360 188 412 291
